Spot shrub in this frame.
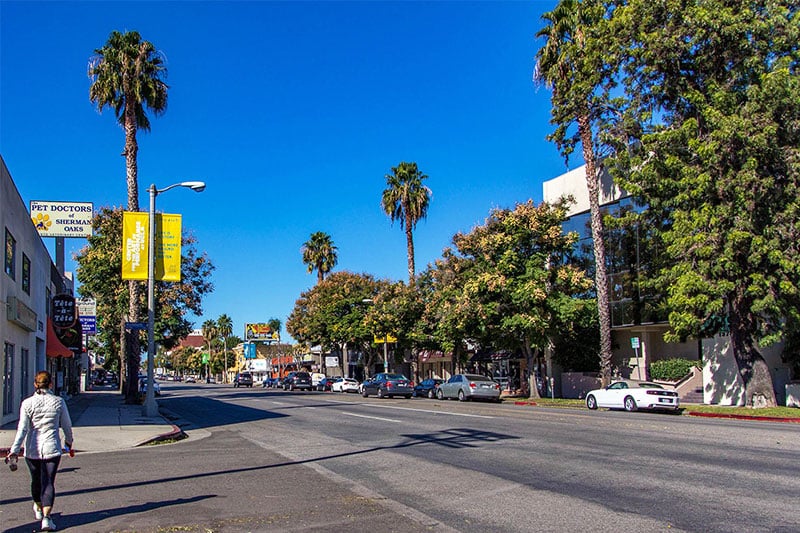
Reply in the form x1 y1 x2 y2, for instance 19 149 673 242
649 358 699 381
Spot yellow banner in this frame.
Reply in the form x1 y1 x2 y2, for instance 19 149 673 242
122 212 148 280
156 214 182 281
373 334 398 344
121 212 181 281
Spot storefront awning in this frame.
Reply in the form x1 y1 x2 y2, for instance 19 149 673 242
46 318 73 358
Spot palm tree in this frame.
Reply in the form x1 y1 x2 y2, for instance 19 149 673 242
381 162 432 285
535 0 613 385
302 232 338 284
88 30 168 402
201 320 218 381
217 314 233 384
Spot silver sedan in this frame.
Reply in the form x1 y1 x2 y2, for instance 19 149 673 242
437 374 501 402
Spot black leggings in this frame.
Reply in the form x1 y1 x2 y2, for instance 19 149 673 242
25 456 61 508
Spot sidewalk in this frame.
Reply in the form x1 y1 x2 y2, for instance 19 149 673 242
0 389 181 455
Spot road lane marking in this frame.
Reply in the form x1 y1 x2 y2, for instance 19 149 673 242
322 399 495 419
342 412 401 423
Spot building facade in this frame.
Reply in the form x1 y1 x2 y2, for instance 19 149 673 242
2 155 80 425
543 164 793 405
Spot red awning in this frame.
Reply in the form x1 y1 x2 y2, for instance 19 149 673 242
47 318 74 358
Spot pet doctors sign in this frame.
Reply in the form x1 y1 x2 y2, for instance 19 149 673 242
30 201 93 238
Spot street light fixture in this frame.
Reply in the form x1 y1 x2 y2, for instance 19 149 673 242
144 180 205 417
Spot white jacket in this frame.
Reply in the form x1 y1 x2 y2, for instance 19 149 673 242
10 390 74 460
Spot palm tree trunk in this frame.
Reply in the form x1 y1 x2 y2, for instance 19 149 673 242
123 104 142 404
578 113 613 387
405 211 415 284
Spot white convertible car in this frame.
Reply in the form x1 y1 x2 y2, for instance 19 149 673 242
585 380 679 412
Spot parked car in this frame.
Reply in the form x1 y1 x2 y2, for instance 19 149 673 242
262 377 280 388
361 373 414 399
437 374 501 402
283 371 313 391
185 376 196 383
585 380 680 412
233 372 254 388
316 376 337 391
414 378 444 399
331 377 360 393
138 377 161 396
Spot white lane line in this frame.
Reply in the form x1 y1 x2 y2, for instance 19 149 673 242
342 412 401 423
321 399 494 419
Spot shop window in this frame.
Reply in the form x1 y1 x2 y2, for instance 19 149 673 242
5 228 16 279
22 253 31 294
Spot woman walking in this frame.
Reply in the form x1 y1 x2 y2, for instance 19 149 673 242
6 371 74 531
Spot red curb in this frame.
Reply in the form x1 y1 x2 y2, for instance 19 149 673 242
513 401 537 406
687 412 800 423
135 424 186 446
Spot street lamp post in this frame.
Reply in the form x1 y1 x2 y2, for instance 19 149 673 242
144 180 205 417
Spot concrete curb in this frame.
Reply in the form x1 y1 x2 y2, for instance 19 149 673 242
687 412 800 423
509 400 800 423
134 424 186 446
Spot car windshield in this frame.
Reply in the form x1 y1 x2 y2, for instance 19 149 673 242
296 372 310 378
385 374 407 380
465 374 493 382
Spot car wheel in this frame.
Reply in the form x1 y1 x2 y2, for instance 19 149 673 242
362 389 369 398
427 389 435 399
586 394 598 410
377 388 385 399
624 396 638 412
458 389 467 401
405 395 411 399
437 389 444 400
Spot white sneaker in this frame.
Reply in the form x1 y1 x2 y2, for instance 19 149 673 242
41 516 56 531
33 503 43 520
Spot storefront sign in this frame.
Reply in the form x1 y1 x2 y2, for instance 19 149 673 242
30 201 93 238
51 294 76 328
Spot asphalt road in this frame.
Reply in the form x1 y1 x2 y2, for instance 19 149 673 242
3 383 799 532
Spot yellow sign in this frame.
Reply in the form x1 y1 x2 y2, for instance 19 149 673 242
122 212 148 280
157 214 182 282
121 212 182 281
373 334 398 344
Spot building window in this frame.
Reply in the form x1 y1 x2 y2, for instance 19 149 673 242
5 228 16 279
22 253 31 294
3 343 14 415
21 348 30 399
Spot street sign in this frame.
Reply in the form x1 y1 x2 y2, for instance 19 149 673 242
630 337 640 349
373 334 398 344
124 322 147 331
80 316 97 335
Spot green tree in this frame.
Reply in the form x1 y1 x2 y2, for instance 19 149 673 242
75 207 214 398
535 0 616 386
217 314 233 383
287 271 386 375
301 231 338 284
201 319 218 380
447 199 593 398
88 30 169 402
381 162 432 285
613 0 800 406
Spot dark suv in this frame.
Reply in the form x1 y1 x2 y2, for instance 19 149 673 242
282 371 312 391
233 372 254 388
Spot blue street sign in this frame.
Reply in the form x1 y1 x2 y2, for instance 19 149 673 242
125 322 147 331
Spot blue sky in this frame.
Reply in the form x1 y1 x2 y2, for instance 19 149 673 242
1 0 574 342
